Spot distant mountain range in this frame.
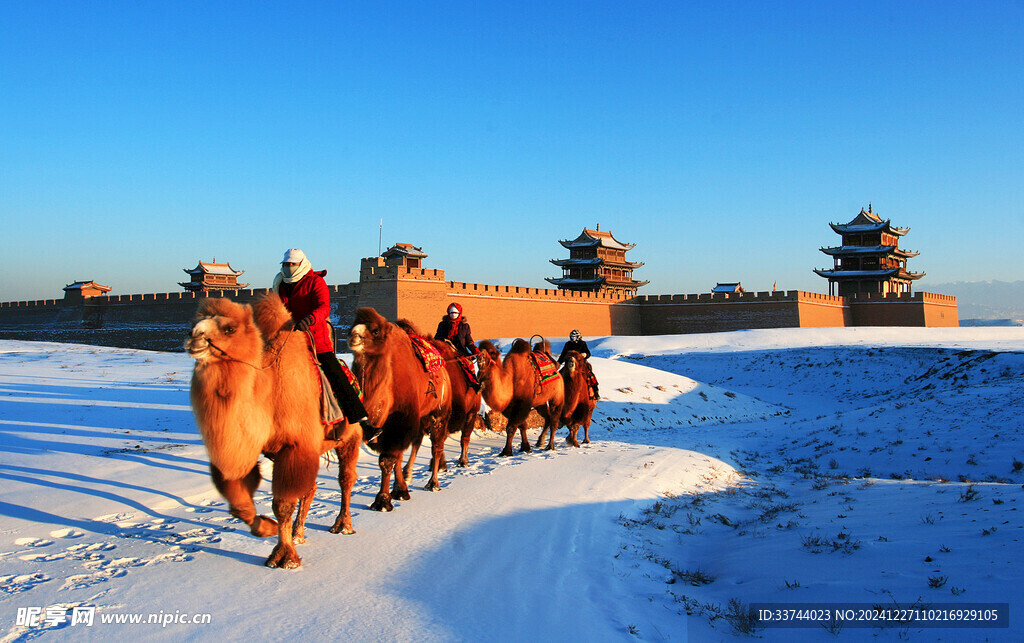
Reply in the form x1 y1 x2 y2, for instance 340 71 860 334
926 280 1024 325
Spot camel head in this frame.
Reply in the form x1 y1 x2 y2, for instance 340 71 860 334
475 340 502 374
560 349 583 377
348 307 393 358
186 298 261 365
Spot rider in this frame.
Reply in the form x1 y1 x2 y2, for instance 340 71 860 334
435 302 479 357
274 249 382 442
558 329 599 400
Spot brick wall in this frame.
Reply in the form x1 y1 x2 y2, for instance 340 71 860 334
0 264 959 352
848 292 960 327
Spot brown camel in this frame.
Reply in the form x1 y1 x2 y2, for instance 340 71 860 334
557 349 597 447
186 294 362 569
476 339 564 455
348 307 453 511
394 321 483 469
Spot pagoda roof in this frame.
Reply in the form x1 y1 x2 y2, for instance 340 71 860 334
712 282 744 293
551 257 602 267
546 276 604 287
550 257 645 269
63 280 111 293
814 268 925 281
829 206 909 236
381 242 427 259
820 245 920 258
558 228 635 251
183 261 245 276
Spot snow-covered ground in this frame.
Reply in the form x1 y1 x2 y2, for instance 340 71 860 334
1 326 1022 641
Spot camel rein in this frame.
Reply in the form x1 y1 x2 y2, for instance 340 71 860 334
204 327 304 370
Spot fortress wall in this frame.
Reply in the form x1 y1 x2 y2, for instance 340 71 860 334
636 291 809 334
361 273 641 340
0 272 960 352
848 292 959 327
795 291 851 327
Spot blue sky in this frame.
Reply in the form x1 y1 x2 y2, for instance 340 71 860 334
2 1 1022 302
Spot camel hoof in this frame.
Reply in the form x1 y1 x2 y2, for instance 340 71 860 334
457 458 468 467
370 493 394 512
424 481 441 492
498 449 513 457
293 535 306 545
329 519 355 535
265 544 301 569
250 515 279 538
392 488 411 502
582 439 590 444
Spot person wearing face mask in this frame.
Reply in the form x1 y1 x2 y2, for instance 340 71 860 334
274 249 382 442
558 329 599 400
435 302 478 357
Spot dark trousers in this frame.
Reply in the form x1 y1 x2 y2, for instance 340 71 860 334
317 351 368 423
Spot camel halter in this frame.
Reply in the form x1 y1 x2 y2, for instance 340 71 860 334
203 327 301 370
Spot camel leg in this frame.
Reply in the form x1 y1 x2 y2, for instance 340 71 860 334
264 446 318 569
329 434 361 535
519 425 532 453
582 415 592 444
293 481 317 544
425 420 449 492
404 438 421 482
392 449 412 501
266 497 301 569
565 422 580 448
210 464 278 538
498 420 517 457
371 451 398 511
457 421 472 467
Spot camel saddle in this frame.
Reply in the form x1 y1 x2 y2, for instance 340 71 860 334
409 336 445 373
301 330 351 427
529 350 560 387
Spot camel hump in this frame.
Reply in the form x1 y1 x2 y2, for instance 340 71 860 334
194 296 249 322
508 338 531 355
395 318 430 339
252 292 293 339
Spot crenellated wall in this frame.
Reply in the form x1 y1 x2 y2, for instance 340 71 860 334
0 261 958 351
848 291 959 327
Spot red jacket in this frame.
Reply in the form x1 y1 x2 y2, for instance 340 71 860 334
278 270 333 353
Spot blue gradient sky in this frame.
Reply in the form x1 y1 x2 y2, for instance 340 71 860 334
2 1 1022 302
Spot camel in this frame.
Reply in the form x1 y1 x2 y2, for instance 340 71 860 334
186 294 363 569
394 322 483 469
557 349 597 447
476 339 564 455
348 307 453 511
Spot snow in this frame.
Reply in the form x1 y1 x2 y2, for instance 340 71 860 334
1 326 1023 641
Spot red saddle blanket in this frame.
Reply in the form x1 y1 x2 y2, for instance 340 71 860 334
529 351 560 387
410 336 445 373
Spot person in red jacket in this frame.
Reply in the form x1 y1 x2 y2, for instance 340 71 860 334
435 302 478 357
274 249 381 442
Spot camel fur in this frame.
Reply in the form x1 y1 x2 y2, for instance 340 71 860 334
348 307 453 511
476 338 565 455
186 294 362 569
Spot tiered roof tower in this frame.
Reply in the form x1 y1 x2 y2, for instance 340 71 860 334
180 261 249 293
547 227 648 295
814 205 924 297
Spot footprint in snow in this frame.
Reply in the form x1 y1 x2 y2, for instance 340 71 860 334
0 573 51 595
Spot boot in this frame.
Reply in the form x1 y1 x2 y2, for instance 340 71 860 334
359 417 383 443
